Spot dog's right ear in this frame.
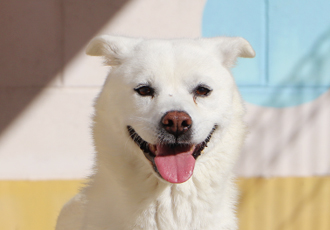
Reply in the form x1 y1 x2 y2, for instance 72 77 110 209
86 35 140 66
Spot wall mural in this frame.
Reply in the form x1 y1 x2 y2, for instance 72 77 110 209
202 0 330 107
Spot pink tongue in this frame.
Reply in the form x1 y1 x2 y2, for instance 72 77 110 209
154 145 196 183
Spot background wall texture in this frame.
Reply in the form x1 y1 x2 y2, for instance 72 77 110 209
0 0 329 229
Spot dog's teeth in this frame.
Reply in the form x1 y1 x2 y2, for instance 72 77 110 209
149 144 156 153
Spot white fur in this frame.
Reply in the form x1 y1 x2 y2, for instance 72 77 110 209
56 35 255 230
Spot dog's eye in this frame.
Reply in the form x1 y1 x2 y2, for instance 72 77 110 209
194 85 212 97
134 85 154 97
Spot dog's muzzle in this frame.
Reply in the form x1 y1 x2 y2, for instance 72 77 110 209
128 111 217 184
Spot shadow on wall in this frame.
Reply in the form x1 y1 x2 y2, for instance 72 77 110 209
237 27 330 175
289 28 330 86
0 0 129 135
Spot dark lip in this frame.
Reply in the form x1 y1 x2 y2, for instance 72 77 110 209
127 125 218 166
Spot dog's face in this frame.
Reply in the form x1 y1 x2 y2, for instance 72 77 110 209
87 36 255 184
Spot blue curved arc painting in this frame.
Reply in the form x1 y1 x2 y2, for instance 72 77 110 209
202 0 330 107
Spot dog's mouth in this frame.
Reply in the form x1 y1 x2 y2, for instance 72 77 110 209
127 125 217 184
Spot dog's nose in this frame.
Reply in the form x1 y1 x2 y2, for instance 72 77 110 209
161 111 192 137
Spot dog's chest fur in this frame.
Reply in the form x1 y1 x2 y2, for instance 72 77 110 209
83 158 238 230
131 180 237 230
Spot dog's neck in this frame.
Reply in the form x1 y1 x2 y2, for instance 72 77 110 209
131 176 238 230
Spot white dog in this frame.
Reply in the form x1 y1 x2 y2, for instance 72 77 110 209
56 35 255 230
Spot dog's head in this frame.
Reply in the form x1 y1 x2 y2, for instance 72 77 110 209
87 36 255 184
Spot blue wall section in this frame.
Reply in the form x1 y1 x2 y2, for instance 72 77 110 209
202 0 330 107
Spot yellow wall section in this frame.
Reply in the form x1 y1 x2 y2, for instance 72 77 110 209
238 177 330 230
0 177 329 230
0 180 83 230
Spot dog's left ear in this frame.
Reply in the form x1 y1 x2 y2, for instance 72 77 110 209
204 37 255 68
86 35 141 66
